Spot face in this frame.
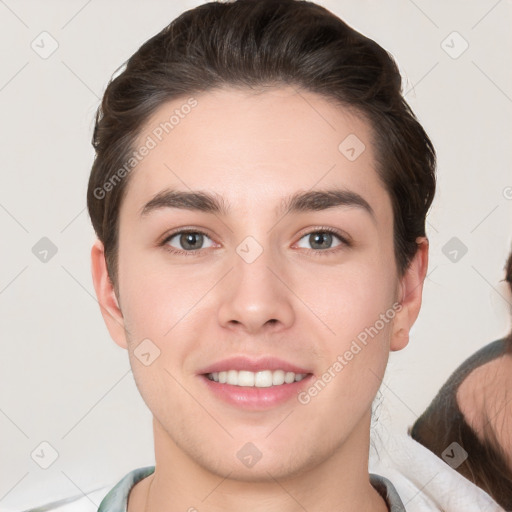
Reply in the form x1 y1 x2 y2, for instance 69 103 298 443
92 86 426 481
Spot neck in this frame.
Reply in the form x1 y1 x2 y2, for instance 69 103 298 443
128 411 389 512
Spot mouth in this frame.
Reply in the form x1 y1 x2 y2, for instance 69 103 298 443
198 356 314 410
205 369 308 387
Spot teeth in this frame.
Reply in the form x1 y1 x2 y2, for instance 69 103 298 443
239 370 255 387
272 370 285 385
208 370 307 387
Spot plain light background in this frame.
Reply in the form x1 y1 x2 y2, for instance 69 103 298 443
1 0 511 510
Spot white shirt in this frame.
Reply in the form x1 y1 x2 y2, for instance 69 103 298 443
369 429 506 511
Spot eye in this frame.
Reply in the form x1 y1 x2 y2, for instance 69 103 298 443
162 229 216 255
295 228 350 254
160 226 351 257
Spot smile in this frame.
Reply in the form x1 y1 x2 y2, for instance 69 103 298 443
206 369 308 387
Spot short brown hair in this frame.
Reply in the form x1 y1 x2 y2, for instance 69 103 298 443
87 0 436 293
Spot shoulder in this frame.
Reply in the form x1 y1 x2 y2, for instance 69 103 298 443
23 467 156 512
97 466 155 512
370 429 506 511
370 473 407 512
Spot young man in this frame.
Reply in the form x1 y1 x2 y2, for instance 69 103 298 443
87 1 435 510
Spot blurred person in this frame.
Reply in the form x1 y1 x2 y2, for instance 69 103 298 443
409 250 512 510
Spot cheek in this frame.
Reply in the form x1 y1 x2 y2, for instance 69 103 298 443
117 249 215 385
300 258 396 343
298 257 397 405
300 265 394 418
118 242 201 338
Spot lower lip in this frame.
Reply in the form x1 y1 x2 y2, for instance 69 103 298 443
200 374 313 410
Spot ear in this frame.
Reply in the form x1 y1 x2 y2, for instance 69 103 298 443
390 237 429 352
90 239 128 349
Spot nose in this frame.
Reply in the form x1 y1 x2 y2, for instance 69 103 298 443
217 245 295 335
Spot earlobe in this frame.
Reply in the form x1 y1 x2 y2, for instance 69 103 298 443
90 239 128 349
390 237 429 352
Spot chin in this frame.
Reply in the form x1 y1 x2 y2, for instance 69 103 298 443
193 440 322 483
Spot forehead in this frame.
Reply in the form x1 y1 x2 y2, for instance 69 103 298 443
121 86 391 223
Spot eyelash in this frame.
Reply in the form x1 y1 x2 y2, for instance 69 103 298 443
159 226 352 257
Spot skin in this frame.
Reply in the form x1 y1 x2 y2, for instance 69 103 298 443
91 86 428 512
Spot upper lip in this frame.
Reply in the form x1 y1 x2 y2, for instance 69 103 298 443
198 356 311 375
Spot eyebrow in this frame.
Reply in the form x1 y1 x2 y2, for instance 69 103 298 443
139 187 375 222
